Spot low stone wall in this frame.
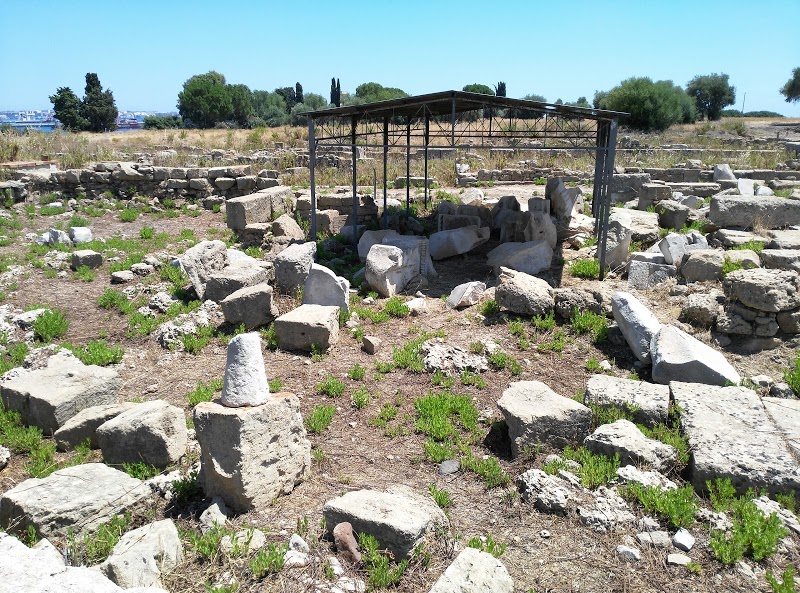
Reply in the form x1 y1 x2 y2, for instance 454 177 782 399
9 161 281 202
626 166 800 184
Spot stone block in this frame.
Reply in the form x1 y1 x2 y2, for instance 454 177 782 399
274 304 339 352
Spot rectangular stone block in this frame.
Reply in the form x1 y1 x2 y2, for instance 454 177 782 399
274 304 339 352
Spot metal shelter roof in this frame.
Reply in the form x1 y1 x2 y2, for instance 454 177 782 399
307 90 627 122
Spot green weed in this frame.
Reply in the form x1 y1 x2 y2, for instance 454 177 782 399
305 405 336 434
480 299 501 317
537 328 566 353
268 377 283 392
122 462 160 480
316 375 345 397
561 446 620 489
64 340 124 366
710 499 787 564
186 378 224 406
384 296 411 318
460 452 510 489
460 370 486 389
570 309 608 344
467 534 506 558
73 265 96 282
352 387 370 409
532 310 556 332
428 483 452 509
359 533 408 588
32 308 69 343
766 565 797 593
570 259 601 278
622 483 697 529
348 363 366 381
249 543 288 578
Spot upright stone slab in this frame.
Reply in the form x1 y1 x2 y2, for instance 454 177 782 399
96 400 188 469
221 333 269 407
671 382 800 495
604 210 632 270
302 264 350 312
428 547 514 593
274 241 316 295
497 381 592 455
99 519 183 589
365 244 418 297
650 325 740 386
584 375 668 427
178 240 228 300
193 395 311 512
611 292 661 365
274 304 339 352
0 463 150 538
0 350 120 434
323 486 448 560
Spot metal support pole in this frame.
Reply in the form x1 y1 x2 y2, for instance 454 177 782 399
383 116 388 230
308 116 317 245
424 111 430 209
450 96 456 147
405 117 411 217
351 115 358 246
592 122 609 230
597 119 619 281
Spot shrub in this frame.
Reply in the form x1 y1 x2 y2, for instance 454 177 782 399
73 265 96 282
384 296 411 318
428 483 452 509
347 363 366 381
119 209 138 222
316 375 345 397
186 378 223 406
467 534 506 558
622 483 697 529
249 543 288 578
710 499 787 564
352 387 369 409
570 309 608 344
480 299 501 316
532 310 556 332
305 405 336 434
359 532 409 588
33 309 69 343
570 259 601 279
122 462 160 480
784 352 800 396
562 446 620 489
64 340 124 366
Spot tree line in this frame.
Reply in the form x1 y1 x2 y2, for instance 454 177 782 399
49 69 800 134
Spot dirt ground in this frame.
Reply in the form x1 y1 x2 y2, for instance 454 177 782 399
1 138 799 592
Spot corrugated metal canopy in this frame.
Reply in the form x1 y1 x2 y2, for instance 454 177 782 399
307 90 627 122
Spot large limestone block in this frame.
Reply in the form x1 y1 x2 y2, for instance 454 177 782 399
365 244 418 297
763 397 800 457
680 250 724 283
272 213 305 241
656 200 691 231
54 403 137 451
274 241 316 295
429 226 490 260
723 268 800 313
71 249 102 270
584 419 677 471
100 519 183 589
611 292 661 365
0 350 120 434
204 262 269 303
0 531 144 593
486 240 553 276
220 282 278 330
710 196 800 229
494 267 554 317
759 249 800 273
0 463 150 538
584 375 668 427
323 485 448 560
497 381 592 455
226 186 294 230
302 263 350 312
604 210 632 270
358 229 400 261
178 240 228 300
650 326 740 386
274 304 339 352
627 260 677 290
97 400 188 469
671 382 800 495
713 164 736 181
193 396 311 512
221 333 269 407
623 209 660 243
768 229 800 249
428 547 514 593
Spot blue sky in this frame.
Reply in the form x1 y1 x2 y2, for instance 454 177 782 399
2 0 799 116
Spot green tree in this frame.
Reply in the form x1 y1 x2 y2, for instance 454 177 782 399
289 93 329 125
354 82 407 103
177 72 233 128
228 84 253 127
252 91 288 126
597 77 695 131
495 81 506 97
274 87 297 112
567 97 591 108
49 87 87 131
462 83 494 95
330 77 341 106
686 73 735 121
143 115 182 129
780 67 800 103
80 73 118 132
295 82 304 105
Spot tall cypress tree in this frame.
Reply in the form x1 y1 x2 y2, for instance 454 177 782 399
295 82 304 105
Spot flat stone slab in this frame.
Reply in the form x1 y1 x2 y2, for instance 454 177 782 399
0 351 120 434
497 380 592 455
584 419 676 471
651 325 740 386
710 196 800 229
584 375 668 427
671 382 800 495
0 463 150 538
763 397 800 457
54 403 137 451
204 262 269 303
768 229 800 249
323 485 448 560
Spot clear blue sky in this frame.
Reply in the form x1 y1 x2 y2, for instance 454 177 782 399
2 0 799 116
